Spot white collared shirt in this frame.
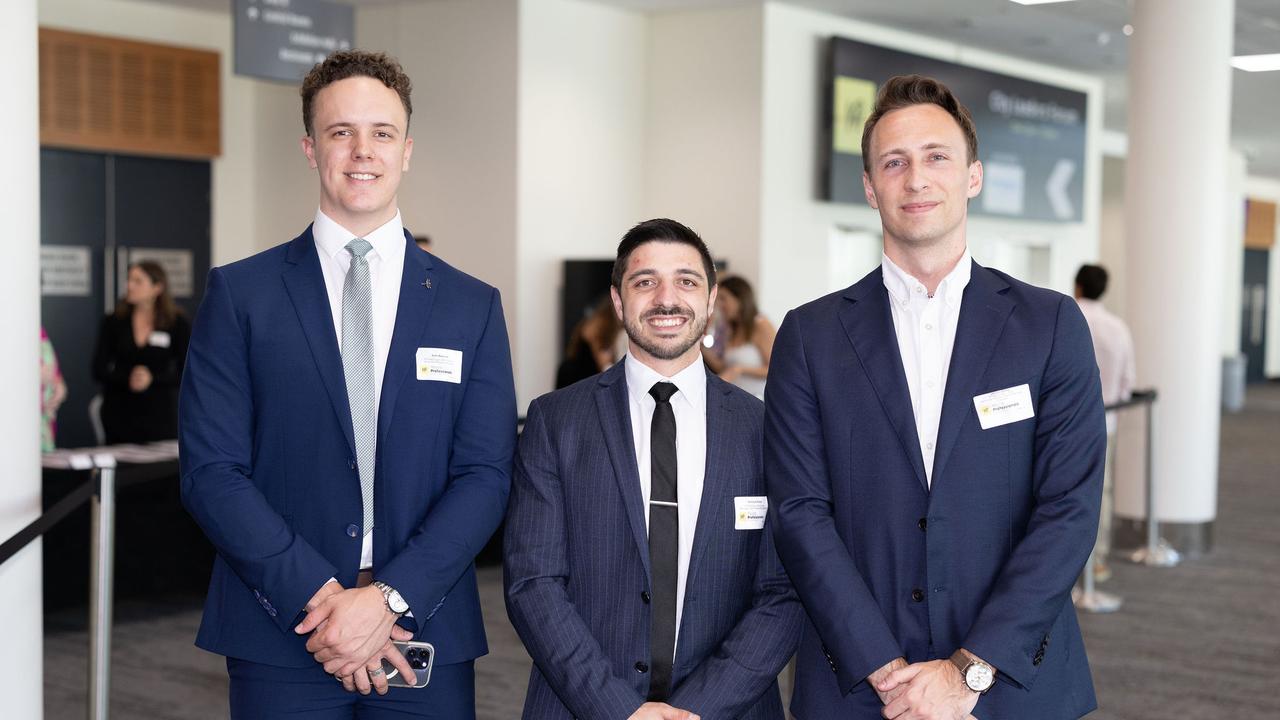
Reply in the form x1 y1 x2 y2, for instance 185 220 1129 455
624 353 707 655
313 209 406 568
882 250 971 488
1076 298 1136 434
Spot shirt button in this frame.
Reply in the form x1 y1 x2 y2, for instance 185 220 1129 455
346 524 359 538
641 591 651 604
634 661 649 673
924 323 934 331
925 442 934 451
925 380 935 388
912 588 925 603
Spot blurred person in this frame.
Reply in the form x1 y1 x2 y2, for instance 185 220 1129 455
92 260 190 444
40 326 68 451
702 276 776 400
179 50 515 718
505 219 802 720
1075 264 1136 583
555 295 622 388
766 75 1104 719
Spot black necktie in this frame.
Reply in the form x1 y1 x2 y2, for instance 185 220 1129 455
647 381 679 701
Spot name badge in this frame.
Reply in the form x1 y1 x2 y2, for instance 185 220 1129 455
416 348 463 384
148 331 171 348
734 496 768 531
973 383 1035 430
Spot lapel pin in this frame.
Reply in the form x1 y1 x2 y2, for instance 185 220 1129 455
422 278 433 289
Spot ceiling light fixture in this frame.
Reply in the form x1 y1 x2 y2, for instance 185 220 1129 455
1231 54 1280 72
1010 0 1078 5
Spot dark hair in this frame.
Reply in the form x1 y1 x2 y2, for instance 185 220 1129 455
565 296 622 359
611 218 717 290
300 50 413 137
718 276 759 342
115 260 181 330
861 74 979 172
1075 264 1109 300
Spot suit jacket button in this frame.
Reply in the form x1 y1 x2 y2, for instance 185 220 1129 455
918 517 928 531
346 524 359 538
634 662 648 673
349 459 356 470
641 591 651 604
911 588 925 602
1033 654 1043 666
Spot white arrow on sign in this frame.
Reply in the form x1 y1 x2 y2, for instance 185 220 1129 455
1046 158 1075 220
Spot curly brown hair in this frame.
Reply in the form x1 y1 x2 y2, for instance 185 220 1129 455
300 50 413 137
860 74 978 173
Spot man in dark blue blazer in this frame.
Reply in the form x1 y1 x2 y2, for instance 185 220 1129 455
505 219 802 720
765 75 1104 720
180 51 515 718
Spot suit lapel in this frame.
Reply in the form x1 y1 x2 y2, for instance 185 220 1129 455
595 362 651 577
681 374 733 600
281 226 356 458
931 263 1014 483
376 233 437 447
839 270 929 492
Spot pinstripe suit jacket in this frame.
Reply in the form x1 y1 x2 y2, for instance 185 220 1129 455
504 360 803 719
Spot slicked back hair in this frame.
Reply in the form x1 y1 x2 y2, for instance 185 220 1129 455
611 219 717 291
860 74 978 173
300 50 413 137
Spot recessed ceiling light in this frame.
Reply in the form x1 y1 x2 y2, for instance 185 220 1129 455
1122 24 1135 36
1231 54 1280 72
1010 0 1078 5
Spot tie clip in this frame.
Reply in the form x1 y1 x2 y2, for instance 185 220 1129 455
649 500 678 507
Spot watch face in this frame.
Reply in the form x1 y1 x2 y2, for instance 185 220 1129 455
387 589 409 614
966 663 995 692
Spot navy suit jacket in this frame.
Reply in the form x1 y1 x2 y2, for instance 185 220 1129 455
765 263 1104 719
504 361 803 719
179 226 516 669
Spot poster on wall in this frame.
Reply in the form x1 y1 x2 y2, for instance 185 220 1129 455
824 36 1087 224
234 0 353 83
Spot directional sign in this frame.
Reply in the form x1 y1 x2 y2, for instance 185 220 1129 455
824 37 1088 223
234 0 353 83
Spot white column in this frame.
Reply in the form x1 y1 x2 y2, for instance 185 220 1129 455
1119 0 1233 545
0 0 44 717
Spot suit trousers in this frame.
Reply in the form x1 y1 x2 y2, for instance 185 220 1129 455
227 657 475 719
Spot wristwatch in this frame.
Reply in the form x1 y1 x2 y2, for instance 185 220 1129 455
949 649 995 694
372 581 409 616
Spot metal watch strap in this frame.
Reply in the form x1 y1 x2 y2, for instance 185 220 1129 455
372 581 405 615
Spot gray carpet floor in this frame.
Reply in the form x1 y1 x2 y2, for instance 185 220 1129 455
43 385 1280 719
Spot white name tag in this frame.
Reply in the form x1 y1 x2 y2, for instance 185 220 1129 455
148 331 171 348
416 347 463 384
734 496 768 530
973 383 1035 430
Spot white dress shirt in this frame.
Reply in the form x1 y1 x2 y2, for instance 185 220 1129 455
625 353 707 655
313 209 406 569
1076 298 1136 434
882 250 971 488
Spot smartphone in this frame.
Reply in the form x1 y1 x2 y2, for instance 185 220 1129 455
380 640 434 688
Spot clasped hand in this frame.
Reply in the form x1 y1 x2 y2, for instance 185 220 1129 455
627 701 700 720
871 657 979 720
294 582 417 695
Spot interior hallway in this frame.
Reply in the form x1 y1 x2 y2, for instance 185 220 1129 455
42 384 1280 719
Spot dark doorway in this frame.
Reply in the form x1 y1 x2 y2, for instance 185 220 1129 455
1242 248 1270 384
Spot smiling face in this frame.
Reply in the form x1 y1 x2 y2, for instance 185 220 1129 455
301 76 413 236
611 240 716 375
862 102 982 255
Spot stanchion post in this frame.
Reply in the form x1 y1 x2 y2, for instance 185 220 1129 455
1129 393 1180 567
88 455 118 720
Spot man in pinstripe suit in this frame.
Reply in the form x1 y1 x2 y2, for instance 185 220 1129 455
505 219 802 719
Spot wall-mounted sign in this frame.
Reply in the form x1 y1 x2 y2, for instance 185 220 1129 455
41 246 93 297
824 37 1088 223
234 0 353 83
128 248 195 299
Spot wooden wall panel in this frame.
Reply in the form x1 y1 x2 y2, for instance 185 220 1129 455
1245 198 1276 250
39 28 221 159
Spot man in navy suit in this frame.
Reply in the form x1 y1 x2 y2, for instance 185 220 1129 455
180 50 515 718
765 75 1105 719
505 219 802 719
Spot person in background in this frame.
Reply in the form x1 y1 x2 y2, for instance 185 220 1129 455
702 276 775 400
92 260 190 444
1075 264 1136 583
40 326 68 451
556 295 623 388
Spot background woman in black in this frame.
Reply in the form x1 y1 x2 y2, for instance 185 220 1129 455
92 260 190 444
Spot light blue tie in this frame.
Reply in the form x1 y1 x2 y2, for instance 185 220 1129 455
342 238 376 539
